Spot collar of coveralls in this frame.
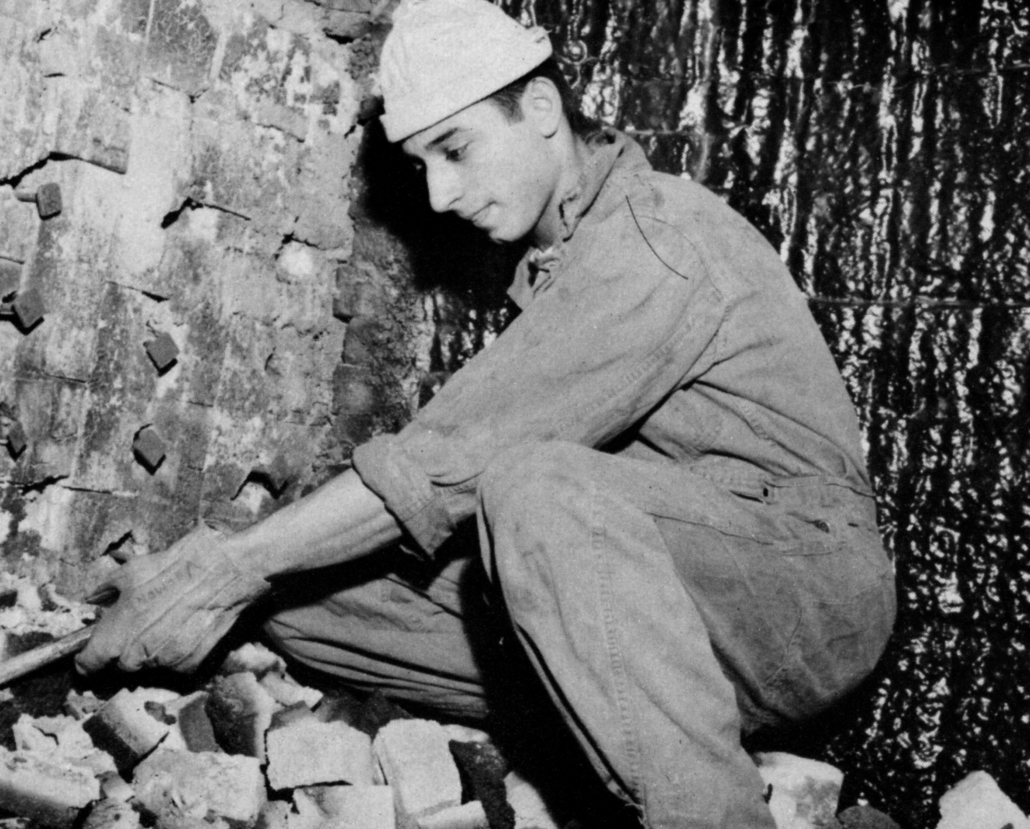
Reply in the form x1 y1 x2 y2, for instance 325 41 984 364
508 126 651 309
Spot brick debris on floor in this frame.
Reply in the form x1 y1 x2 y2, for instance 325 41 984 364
1 575 1026 829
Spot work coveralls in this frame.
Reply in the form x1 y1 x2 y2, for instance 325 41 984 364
266 130 896 829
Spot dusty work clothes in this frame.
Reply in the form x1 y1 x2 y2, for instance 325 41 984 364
266 130 896 828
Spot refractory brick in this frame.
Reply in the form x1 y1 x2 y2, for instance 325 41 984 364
0 746 100 829
144 332 180 372
12 287 45 329
266 716 374 790
82 688 174 774
132 748 265 829
36 182 62 218
372 719 463 829
205 672 280 761
294 785 395 829
132 427 167 471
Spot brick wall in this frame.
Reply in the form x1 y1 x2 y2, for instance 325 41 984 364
0 0 430 593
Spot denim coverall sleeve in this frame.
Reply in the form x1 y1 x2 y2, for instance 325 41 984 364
352 204 728 558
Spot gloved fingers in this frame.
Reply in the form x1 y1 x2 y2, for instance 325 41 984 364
156 613 235 674
75 523 266 675
84 583 119 605
75 605 137 674
137 578 262 673
82 561 136 605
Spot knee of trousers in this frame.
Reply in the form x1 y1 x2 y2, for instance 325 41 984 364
477 441 594 597
478 440 591 528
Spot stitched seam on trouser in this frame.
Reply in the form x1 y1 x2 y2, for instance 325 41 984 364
591 478 646 817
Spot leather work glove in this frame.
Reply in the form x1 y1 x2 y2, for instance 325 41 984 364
75 522 270 674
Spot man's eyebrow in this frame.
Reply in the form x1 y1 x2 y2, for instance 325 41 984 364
426 127 463 149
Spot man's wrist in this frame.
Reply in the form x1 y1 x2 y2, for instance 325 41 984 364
215 529 274 585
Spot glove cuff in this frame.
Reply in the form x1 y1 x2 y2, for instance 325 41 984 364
198 522 272 600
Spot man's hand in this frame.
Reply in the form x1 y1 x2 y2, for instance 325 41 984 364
75 523 270 674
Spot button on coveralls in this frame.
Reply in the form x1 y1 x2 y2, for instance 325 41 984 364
265 130 896 828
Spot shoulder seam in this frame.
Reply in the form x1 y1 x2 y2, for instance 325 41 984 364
625 196 692 280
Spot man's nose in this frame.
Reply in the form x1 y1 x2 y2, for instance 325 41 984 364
425 165 461 214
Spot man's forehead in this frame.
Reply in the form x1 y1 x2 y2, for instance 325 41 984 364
401 99 503 155
403 122 466 157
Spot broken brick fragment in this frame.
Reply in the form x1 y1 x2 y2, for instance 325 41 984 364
838 804 900 829
266 714 374 791
449 740 513 829
255 799 292 827
0 745 100 829
144 332 180 372
10 712 116 778
294 785 396 829
324 11 373 42
5 421 27 458
82 798 142 829
132 748 265 829
97 771 134 803
417 801 489 829
313 688 410 737
64 690 104 722
255 799 292 829
218 642 287 678
35 183 63 219
355 689 412 736
11 289 44 330
268 701 315 731
754 751 843 829
205 672 279 761
502 771 561 829
165 692 221 754
132 426 166 471
260 672 323 709
372 719 463 829
313 688 365 727
82 688 174 774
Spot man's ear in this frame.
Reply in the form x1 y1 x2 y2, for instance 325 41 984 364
523 77 563 138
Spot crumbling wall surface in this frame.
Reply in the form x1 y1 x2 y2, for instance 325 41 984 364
0 0 425 594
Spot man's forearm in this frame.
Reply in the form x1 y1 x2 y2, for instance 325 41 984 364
222 468 403 580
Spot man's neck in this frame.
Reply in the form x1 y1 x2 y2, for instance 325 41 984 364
531 130 591 249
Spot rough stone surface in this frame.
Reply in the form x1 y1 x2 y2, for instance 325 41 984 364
82 798 143 829
132 748 266 829
164 692 221 754
449 740 513 829
417 801 489 829
259 672 323 709
293 784 395 829
206 672 280 761
266 715 375 790
0 745 100 829
935 770 1030 829
82 688 175 774
0 0 427 595
754 751 844 829
837 804 900 829
373 719 464 829
503 771 561 829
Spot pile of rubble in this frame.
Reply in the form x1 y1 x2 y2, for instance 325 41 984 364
2 575 1029 829
0 638 563 829
0 575 563 829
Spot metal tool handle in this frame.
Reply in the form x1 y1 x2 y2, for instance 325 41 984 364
0 625 93 687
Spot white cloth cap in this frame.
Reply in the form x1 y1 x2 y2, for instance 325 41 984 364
378 0 553 142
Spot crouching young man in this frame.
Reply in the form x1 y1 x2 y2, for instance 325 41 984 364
76 1 896 826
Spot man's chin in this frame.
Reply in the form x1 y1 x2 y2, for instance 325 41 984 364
483 226 525 245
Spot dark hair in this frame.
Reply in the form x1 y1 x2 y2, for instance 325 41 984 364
487 56 599 138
